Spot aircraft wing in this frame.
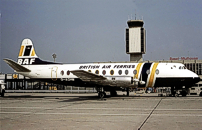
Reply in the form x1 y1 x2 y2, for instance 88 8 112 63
70 70 107 82
4 58 31 72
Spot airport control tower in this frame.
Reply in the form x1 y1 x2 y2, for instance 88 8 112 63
126 20 146 62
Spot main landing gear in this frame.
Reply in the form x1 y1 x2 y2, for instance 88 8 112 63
98 92 106 99
97 87 106 99
96 87 119 99
171 86 188 97
126 88 129 96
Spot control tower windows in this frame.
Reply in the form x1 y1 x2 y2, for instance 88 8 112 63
126 29 129 53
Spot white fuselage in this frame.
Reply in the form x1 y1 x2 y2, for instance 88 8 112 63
19 62 199 88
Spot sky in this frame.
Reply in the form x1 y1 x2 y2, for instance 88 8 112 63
1 0 202 73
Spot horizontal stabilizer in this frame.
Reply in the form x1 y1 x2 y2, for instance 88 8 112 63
4 58 31 72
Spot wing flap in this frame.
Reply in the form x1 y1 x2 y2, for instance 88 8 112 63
4 59 31 72
70 70 106 82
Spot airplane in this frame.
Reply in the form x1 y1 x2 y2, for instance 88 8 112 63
4 39 200 97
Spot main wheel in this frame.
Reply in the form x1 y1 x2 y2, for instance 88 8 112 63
1 90 5 97
199 91 202 96
181 90 187 97
98 92 106 98
175 93 179 97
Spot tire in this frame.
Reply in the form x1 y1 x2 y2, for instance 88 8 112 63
1 90 5 97
175 93 179 97
199 92 202 97
98 92 106 98
181 91 187 97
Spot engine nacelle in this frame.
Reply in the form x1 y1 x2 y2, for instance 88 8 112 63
106 77 134 87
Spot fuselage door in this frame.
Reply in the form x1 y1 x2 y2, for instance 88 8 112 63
51 66 58 81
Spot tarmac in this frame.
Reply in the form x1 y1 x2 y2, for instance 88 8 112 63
0 92 202 130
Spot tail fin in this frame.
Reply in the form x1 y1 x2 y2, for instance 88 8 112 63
17 39 38 65
17 39 57 65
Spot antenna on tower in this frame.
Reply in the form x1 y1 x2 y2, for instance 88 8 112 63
135 9 136 20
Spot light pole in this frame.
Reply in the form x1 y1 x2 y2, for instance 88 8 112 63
52 53 56 62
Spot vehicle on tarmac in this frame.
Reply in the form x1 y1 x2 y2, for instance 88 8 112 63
0 80 6 97
190 87 201 95
4 39 200 98
135 88 145 94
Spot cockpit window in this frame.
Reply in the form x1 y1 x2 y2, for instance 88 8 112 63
179 66 186 69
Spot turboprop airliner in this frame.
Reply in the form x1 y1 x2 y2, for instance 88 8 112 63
4 39 200 97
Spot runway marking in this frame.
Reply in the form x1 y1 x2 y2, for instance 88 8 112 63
1 112 202 117
138 98 163 130
1 107 202 111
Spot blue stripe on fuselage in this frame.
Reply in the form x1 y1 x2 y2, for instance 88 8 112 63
139 63 152 87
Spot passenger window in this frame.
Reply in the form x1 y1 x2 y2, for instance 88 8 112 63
118 70 122 75
110 70 114 75
102 70 106 75
146 70 150 74
60 70 64 76
156 69 159 75
125 70 129 75
67 70 70 75
95 70 99 74
133 70 137 75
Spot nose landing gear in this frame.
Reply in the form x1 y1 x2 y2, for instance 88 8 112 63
171 86 188 97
